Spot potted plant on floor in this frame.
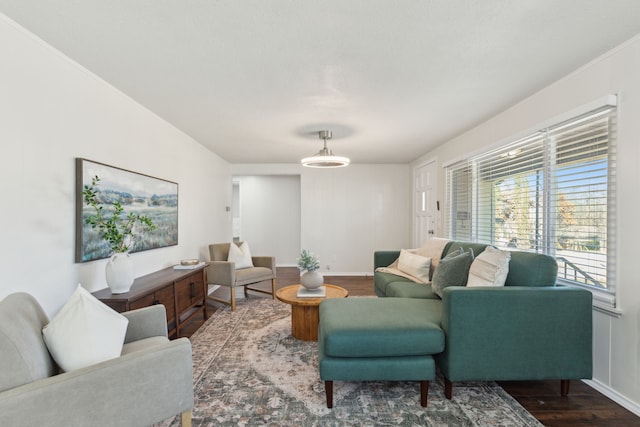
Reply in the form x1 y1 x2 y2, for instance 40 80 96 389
82 175 156 294
297 249 323 290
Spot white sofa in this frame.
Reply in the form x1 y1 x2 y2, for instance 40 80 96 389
0 292 194 427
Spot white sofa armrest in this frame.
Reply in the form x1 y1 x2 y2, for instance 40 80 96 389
0 337 193 427
122 304 168 343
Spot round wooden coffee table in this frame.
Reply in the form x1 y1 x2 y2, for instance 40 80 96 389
276 284 349 341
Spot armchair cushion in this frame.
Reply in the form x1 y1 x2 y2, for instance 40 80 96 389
235 266 275 286
42 285 129 372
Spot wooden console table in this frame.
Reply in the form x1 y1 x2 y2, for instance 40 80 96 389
93 264 208 338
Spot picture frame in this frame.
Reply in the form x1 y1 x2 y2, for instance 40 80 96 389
75 158 178 262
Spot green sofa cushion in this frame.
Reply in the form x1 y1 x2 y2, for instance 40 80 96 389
319 298 444 358
505 250 558 286
374 271 413 296
386 282 438 299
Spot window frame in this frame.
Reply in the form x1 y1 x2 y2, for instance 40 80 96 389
445 100 618 311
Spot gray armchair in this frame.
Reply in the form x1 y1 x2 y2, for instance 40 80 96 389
206 242 276 311
0 293 193 427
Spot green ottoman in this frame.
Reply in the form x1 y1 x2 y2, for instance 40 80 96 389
318 298 444 408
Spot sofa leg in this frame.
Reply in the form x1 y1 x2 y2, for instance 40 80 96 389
420 380 429 407
181 410 192 427
271 278 276 299
444 378 453 400
325 381 334 408
561 379 571 396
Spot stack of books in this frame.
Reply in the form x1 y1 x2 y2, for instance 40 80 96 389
296 285 326 298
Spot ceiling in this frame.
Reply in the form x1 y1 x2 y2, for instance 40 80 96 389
2 1 640 165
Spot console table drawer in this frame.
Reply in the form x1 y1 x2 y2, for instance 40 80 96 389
129 294 155 310
176 275 204 312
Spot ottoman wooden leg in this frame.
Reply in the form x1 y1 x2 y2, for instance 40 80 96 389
420 380 429 407
325 380 333 408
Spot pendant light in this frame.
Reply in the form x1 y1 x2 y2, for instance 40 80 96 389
301 130 350 168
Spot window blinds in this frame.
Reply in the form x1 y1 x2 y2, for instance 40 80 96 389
445 105 616 296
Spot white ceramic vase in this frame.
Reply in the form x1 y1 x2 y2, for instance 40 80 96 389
300 270 323 290
105 252 135 294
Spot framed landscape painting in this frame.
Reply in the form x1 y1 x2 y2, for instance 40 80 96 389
75 158 178 262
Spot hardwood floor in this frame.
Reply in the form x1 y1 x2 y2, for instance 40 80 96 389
184 267 640 427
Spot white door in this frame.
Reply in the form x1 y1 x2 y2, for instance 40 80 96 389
413 161 438 247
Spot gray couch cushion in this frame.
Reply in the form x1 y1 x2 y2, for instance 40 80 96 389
121 336 170 355
0 293 55 392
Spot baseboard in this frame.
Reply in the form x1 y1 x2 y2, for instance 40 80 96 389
323 272 373 277
583 379 640 417
275 266 374 277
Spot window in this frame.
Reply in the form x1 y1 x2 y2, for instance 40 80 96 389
446 104 617 304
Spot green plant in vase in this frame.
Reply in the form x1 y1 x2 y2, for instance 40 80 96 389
82 175 156 293
297 249 320 272
297 249 323 290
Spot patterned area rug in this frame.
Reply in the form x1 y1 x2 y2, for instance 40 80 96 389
158 298 542 426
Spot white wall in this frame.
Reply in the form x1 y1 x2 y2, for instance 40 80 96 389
233 175 301 265
232 164 412 275
413 34 640 413
0 14 232 316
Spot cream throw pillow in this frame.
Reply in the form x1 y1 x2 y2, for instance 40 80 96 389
416 237 451 273
467 246 511 287
397 249 431 283
228 241 254 269
42 285 129 372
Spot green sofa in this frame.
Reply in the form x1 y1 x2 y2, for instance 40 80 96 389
374 240 593 399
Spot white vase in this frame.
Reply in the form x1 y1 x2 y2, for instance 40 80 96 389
300 270 323 290
105 252 135 294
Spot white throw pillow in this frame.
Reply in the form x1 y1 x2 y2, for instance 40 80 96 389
416 237 451 271
228 241 254 269
467 246 511 287
42 285 129 372
397 249 432 283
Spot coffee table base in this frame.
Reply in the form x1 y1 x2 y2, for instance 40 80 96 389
275 284 349 341
291 304 320 341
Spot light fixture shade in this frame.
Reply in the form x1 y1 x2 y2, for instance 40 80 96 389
301 155 350 168
301 130 350 168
